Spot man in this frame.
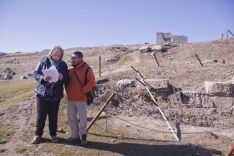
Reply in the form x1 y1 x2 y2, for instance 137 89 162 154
65 51 95 145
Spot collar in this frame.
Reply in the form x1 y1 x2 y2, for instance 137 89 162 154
73 61 86 69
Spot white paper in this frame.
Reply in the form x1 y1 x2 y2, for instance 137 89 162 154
42 66 59 83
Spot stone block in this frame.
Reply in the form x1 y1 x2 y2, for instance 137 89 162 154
151 45 162 51
139 46 152 53
211 96 233 109
204 81 234 96
181 91 214 108
181 91 201 105
144 79 169 91
168 92 182 105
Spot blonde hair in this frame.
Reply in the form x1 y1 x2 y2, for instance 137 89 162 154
48 46 64 60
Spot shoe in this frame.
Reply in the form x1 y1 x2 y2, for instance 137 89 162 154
51 136 58 143
66 137 80 143
31 135 41 144
81 134 87 146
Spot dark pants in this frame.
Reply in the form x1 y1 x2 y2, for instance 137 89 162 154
35 96 60 137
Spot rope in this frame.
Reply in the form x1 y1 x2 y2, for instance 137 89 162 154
91 100 234 135
110 115 234 135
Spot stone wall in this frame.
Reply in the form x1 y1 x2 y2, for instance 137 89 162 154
156 32 188 45
142 79 234 116
171 35 188 45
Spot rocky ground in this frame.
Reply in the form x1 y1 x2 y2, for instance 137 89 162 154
0 38 234 155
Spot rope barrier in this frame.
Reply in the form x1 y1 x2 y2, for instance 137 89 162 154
111 115 234 135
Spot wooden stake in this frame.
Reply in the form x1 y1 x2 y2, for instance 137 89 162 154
87 93 115 131
99 55 101 77
153 53 160 67
226 143 234 156
195 53 203 66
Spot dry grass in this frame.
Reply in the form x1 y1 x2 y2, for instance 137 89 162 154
15 147 27 154
0 125 15 144
0 80 34 110
0 39 234 155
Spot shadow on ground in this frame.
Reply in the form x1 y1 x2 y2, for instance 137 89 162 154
58 138 221 156
87 141 221 156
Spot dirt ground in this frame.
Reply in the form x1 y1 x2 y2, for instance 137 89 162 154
0 99 233 156
0 38 234 155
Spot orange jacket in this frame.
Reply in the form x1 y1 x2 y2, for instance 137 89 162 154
65 61 95 101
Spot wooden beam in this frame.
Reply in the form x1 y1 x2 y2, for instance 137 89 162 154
87 93 115 131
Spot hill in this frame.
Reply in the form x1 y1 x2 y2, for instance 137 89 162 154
0 39 234 155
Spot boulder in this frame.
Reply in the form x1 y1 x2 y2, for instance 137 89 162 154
0 67 15 80
117 79 134 89
20 76 28 79
139 46 152 53
3 74 12 80
151 45 163 51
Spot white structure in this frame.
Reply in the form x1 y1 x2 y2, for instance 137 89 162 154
156 32 188 45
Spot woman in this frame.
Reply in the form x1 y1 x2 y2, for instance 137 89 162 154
31 46 68 144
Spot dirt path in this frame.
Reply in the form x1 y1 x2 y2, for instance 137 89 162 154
0 98 36 155
0 99 233 155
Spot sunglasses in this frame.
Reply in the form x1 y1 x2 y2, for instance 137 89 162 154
70 56 79 60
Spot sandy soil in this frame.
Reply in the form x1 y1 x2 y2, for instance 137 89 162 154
0 38 234 155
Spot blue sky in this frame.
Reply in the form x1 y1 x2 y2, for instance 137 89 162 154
0 0 233 53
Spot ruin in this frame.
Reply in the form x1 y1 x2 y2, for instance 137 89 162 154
156 32 188 45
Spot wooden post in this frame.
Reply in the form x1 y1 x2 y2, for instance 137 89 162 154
226 143 234 156
99 55 101 77
195 53 203 66
221 33 224 40
227 29 234 37
153 53 160 67
87 93 115 131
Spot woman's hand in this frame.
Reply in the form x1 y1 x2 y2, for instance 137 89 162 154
58 73 63 80
44 75 52 81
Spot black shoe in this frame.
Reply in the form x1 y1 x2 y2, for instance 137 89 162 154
31 135 41 144
66 137 80 143
81 135 87 146
51 136 58 143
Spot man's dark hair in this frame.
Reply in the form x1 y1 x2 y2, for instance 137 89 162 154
73 51 83 58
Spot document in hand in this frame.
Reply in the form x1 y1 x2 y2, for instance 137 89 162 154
42 66 59 83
